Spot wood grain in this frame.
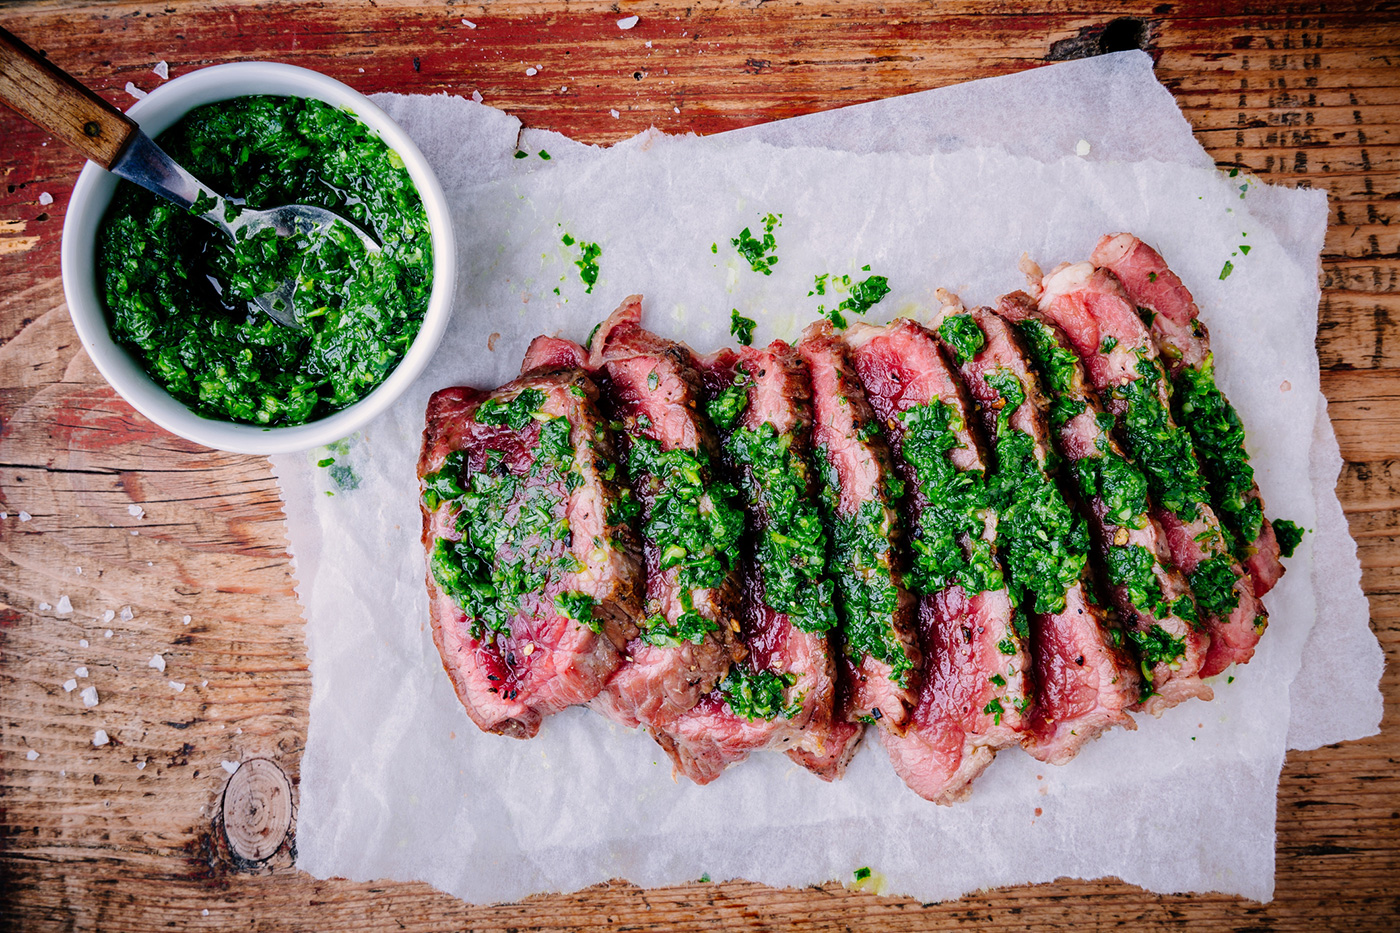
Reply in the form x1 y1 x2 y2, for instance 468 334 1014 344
2 2 1397 930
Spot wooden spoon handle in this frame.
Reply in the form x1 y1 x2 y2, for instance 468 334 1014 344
0 25 137 169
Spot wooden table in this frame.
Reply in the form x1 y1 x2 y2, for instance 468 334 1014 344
2 2 1396 929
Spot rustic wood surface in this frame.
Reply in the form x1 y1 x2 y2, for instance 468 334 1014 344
2 1 1397 929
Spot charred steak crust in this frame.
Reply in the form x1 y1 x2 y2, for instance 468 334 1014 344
419 368 644 739
797 322 921 733
1034 261 1266 680
1092 233 1286 598
587 296 746 732
932 299 1139 764
996 291 1212 716
844 317 1030 804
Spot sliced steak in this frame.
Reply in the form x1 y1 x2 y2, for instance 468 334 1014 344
933 297 1138 764
844 317 1030 803
419 369 643 738
649 340 850 783
586 296 747 732
1092 233 1286 597
1034 261 1267 679
996 291 1211 717
797 322 921 733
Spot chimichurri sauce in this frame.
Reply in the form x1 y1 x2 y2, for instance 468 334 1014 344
97 96 433 426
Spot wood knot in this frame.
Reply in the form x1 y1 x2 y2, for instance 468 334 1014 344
1046 18 1157 63
219 758 293 865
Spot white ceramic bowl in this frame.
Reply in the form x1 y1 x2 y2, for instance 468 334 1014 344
62 62 455 454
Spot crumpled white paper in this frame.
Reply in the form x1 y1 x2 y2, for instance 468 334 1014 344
274 51 1381 905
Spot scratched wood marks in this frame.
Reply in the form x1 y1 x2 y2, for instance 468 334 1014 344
1 2 1397 930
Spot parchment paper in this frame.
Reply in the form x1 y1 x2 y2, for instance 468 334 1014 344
272 52 1381 905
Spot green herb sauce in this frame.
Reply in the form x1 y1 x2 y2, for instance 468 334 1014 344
719 665 801 721
1172 357 1264 558
937 314 986 366
1189 554 1241 618
98 95 432 426
815 272 892 328
1013 320 1087 428
1127 623 1187 680
732 212 781 275
1110 355 1209 520
1273 519 1305 558
561 233 602 293
730 309 757 346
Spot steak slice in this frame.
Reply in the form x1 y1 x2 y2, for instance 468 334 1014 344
844 317 1030 803
1034 261 1267 679
1092 233 1286 597
933 296 1138 764
652 341 855 784
586 295 747 732
797 322 921 733
997 291 1212 716
419 368 643 738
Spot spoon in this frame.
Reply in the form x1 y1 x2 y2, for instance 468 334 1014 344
0 26 380 327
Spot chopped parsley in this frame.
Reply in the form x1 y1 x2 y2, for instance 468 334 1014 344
477 388 548 431
1220 260 1235 280
816 273 891 328
937 314 986 366
561 232 602 293
1073 453 1149 529
731 212 781 275
1273 519 1305 558
556 590 602 633
730 309 757 346
1128 623 1187 686
1110 355 1209 520
1189 555 1241 619
1014 319 1088 429
1104 543 1164 617
719 665 801 721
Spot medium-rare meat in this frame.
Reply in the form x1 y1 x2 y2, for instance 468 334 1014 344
1092 233 1287 596
797 322 921 733
419 368 644 739
844 317 1031 802
1033 260 1267 679
996 290 1212 717
649 341 855 784
585 296 747 731
932 295 1138 763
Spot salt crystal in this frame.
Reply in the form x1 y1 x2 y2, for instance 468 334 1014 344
617 15 639 29
63 679 77 692
222 760 239 775
130 530 138 536
120 607 133 622
182 615 191 625
18 511 30 522
78 639 87 648
124 81 148 101
149 654 166 673
610 109 620 118
462 18 476 28
105 630 113 638
674 107 680 114
472 90 484 104
38 191 53 205
38 602 51 611
75 567 82 575
103 609 115 623
1075 138 1092 157
153 60 169 80
526 67 537 76
26 749 38 760
646 40 653 47
202 680 208 687
128 504 145 519
75 667 88 678
55 595 72 615
170 681 185 692
0 512 6 519
136 760 147 770
81 686 99 707
202 910 209 916
92 729 109 747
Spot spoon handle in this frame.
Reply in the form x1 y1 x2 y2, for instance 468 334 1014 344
0 25 137 169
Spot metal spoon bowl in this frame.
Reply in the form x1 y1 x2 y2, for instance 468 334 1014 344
0 26 379 328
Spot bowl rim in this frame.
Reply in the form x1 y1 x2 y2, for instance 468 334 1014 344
61 61 455 455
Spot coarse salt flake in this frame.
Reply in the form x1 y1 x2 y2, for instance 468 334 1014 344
18 511 31 522
136 760 147 770
1075 138 1092 157
130 530 138 536
471 90 484 104
81 685 99 707
75 667 88 678
170 681 185 692
26 749 38 760
617 15 639 29
149 654 166 673
462 18 476 28
38 191 53 205
78 638 88 648
103 609 115 623
610 109 620 118
646 40 653 47
63 679 77 692
0 512 6 519
202 910 209 916
56 595 72 615
526 67 537 76
120 607 134 622
153 60 169 80
128 504 145 519
222 760 239 775
124 81 148 101
93 729 109 746
182 615 191 625
38 602 51 611
105 630 113 638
